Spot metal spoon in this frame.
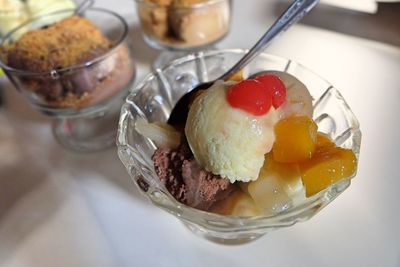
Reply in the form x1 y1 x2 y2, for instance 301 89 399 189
167 0 319 126
75 0 95 15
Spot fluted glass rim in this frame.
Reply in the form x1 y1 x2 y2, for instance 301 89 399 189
0 7 129 76
134 0 230 9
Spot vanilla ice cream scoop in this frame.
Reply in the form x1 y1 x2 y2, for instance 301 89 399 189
272 71 313 118
185 81 279 183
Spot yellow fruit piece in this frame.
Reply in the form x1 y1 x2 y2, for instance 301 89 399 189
264 155 300 180
211 190 262 217
228 69 244 82
315 133 335 148
247 163 294 215
263 156 305 204
273 116 317 163
230 191 262 217
300 135 357 197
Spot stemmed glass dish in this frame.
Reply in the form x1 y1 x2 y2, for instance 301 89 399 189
135 0 232 67
117 49 361 244
0 8 136 151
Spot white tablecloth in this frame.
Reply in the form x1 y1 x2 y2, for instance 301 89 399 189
1 1 400 266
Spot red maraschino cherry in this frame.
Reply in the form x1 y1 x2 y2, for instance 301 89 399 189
255 74 286 108
226 79 272 116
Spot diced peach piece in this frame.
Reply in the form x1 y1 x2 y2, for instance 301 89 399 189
272 116 317 163
300 135 357 197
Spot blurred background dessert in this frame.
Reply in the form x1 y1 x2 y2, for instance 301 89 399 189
0 0 77 108
137 0 231 49
135 0 232 68
1 15 133 109
0 7 135 151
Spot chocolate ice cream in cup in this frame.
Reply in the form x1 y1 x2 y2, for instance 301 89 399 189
0 8 136 152
135 0 232 67
117 49 361 244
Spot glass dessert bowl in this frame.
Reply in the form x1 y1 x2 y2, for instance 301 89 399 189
135 0 232 67
0 8 135 151
117 49 361 244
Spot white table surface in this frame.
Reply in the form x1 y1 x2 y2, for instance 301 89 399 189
1 1 400 267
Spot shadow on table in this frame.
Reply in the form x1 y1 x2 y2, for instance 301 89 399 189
0 94 152 266
272 2 400 47
63 147 152 207
0 82 48 123
0 147 65 264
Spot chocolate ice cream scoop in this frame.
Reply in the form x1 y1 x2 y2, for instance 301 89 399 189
152 138 237 211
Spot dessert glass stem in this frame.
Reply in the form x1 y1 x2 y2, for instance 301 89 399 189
52 98 123 152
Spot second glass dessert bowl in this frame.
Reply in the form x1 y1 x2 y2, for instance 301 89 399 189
135 0 232 67
117 49 361 244
0 8 135 151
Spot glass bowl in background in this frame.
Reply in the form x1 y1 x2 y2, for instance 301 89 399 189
0 8 136 151
135 0 232 67
117 49 361 244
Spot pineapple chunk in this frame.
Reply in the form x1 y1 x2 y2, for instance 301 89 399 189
247 165 293 215
242 155 306 215
273 116 317 163
263 156 305 205
136 120 181 149
211 190 262 217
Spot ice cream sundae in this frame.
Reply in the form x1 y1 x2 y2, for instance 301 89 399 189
137 71 358 216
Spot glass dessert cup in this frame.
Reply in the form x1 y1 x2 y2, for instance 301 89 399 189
135 0 232 68
117 49 361 244
0 8 136 152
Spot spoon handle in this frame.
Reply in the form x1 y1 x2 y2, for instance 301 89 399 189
219 0 319 81
75 0 95 15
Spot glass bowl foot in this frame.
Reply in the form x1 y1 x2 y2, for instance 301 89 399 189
52 108 120 152
183 222 265 245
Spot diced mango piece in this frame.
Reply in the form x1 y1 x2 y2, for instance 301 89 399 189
228 69 244 81
300 135 357 197
316 133 335 149
272 116 318 163
264 155 300 181
211 190 262 217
